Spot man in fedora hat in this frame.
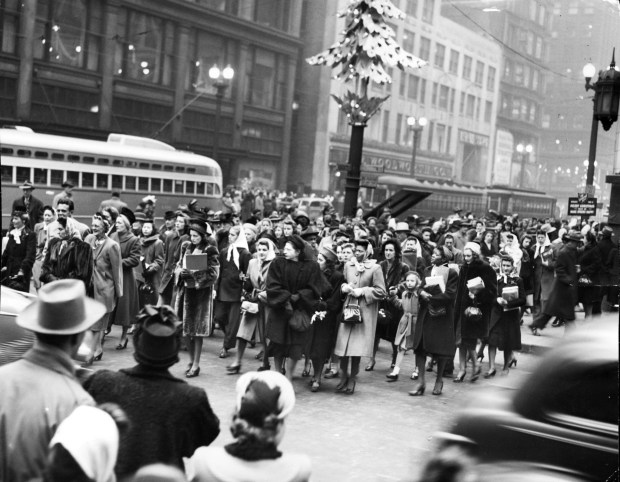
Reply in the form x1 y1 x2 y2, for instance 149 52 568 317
52 180 74 209
12 180 44 230
0 279 106 482
159 210 177 241
530 232 582 334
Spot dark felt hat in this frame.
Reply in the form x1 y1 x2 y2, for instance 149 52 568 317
61 180 74 188
119 207 136 225
133 305 182 369
164 210 176 220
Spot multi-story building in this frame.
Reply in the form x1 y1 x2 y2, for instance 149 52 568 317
0 0 303 189
292 0 501 205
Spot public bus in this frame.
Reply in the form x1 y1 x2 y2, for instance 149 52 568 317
1 127 223 228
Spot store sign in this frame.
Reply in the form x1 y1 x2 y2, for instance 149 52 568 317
567 197 597 216
459 129 490 147
493 129 513 185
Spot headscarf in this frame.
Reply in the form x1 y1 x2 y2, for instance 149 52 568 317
235 371 295 422
49 406 119 482
256 238 277 263
228 225 249 269
463 241 481 256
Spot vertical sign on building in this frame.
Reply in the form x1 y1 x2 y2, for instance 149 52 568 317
493 129 513 185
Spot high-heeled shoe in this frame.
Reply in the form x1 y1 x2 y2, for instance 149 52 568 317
509 358 517 368
186 366 201 378
484 368 496 378
186 363 192 374
226 364 241 374
257 364 271 372
94 352 103 361
476 350 485 362
411 367 419 380
365 360 376 371
453 372 466 383
409 384 426 396
104 327 112 336
345 380 356 395
301 368 311 377
471 366 481 382
116 338 128 350
324 368 339 379
386 372 399 382
219 349 229 359
432 380 443 396
336 378 349 392
311 379 321 392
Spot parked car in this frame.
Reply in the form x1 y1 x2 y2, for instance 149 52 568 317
0 286 36 365
296 197 333 220
425 322 618 481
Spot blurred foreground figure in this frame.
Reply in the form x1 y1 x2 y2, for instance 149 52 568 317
0 280 105 482
84 305 220 479
185 370 311 482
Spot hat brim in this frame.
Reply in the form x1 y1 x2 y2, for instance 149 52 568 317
17 297 107 335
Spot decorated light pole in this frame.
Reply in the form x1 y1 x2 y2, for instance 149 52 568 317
406 116 427 177
307 0 425 217
208 64 235 161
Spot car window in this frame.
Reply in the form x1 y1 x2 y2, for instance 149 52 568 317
310 201 321 207
542 362 618 425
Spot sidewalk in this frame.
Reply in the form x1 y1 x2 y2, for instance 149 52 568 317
519 310 618 356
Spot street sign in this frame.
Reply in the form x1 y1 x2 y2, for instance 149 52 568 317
567 197 597 216
360 175 378 189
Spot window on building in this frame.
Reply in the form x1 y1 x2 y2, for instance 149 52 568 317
245 46 288 111
462 55 472 80
459 92 465 115
426 121 434 150
402 30 414 54
436 124 446 152
1 0 20 54
241 121 284 156
514 63 523 85
446 126 452 153
535 36 543 59
399 72 406 97
484 100 492 123
188 31 238 97
386 67 393 93
395 113 403 145
239 0 290 32
407 74 419 100
431 82 438 106
523 65 530 88
434 43 445 69
420 79 427 104
475 97 481 120
449 88 455 112
568 2 578 14
382 110 390 143
486 66 496 91
538 5 546 26
114 9 175 85
466 94 475 118
419 37 431 61
422 0 434 23
526 31 534 56
405 0 418 17
474 61 484 85
448 49 459 74
82 172 94 188
34 0 103 71
503 59 512 79
532 69 539 92
438 85 449 110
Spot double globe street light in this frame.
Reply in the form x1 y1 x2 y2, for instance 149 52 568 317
208 64 235 160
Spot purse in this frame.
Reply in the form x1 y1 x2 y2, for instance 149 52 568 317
342 302 362 324
288 309 311 332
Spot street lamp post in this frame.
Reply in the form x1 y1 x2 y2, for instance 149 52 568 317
516 143 533 189
208 64 235 161
406 116 427 178
583 49 620 198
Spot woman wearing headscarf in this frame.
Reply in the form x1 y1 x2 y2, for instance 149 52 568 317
304 246 344 392
214 225 252 359
265 235 325 381
110 212 141 350
453 242 497 383
334 238 386 394
42 404 129 482
499 233 523 274
1 211 36 293
185 371 311 482
367 239 409 372
176 219 220 377
227 238 277 374
409 246 458 396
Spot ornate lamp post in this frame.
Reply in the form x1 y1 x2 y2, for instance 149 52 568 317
208 64 234 160
406 116 427 178
583 49 620 197
516 143 533 189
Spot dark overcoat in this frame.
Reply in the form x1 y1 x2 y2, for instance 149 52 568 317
111 231 141 326
577 244 603 305
543 245 578 321
489 275 525 351
83 365 220 478
159 232 189 295
39 237 94 294
454 258 497 343
215 246 251 302
412 266 458 357
377 259 409 342
532 243 556 302
1 227 36 291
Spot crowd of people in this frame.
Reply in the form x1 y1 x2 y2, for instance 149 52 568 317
1 181 619 480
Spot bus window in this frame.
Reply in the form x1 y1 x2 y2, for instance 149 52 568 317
51 152 65 160
186 181 195 194
68 154 80 162
206 183 214 195
196 182 205 195
1 147 13 155
98 158 110 165
34 168 47 185
175 166 185 172
214 184 221 195
174 180 183 193
82 172 94 188
152 164 162 171
126 161 136 168
17 149 31 157
125 176 136 190
151 178 161 192
51 170 63 186
163 179 172 193
163 165 173 171
139 177 149 191
35 151 48 159
67 171 79 186
139 163 150 170
187 167 196 174
1 165 13 183
83 156 95 163
96 174 108 189
113 159 124 167
112 175 123 190
16 167 30 182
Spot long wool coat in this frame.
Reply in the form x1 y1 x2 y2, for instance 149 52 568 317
84 234 122 312
1 227 36 292
454 258 497 344
175 242 220 337
577 244 603 305
39 237 94 294
412 265 458 357
139 234 165 293
159 231 189 295
489 275 525 351
334 260 386 357
376 259 409 342
111 231 141 326
532 243 555 302
543 245 578 321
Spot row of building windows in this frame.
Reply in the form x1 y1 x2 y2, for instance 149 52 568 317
395 0 435 24
506 24 547 62
1 165 220 196
500 94 539 125
503 59 543 93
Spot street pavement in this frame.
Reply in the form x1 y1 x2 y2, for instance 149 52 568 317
90 311 616 481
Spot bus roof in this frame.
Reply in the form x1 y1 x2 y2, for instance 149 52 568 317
0 127 221 174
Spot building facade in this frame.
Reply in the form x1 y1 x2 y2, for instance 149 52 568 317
0 0 303 190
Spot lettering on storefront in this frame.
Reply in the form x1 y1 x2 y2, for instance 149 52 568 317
459 129 490 147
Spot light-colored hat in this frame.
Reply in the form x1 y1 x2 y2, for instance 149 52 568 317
17 279 106 335
18 180 35 190
395 221 410 233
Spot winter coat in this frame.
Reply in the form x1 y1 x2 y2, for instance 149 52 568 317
597 237 615 286
376 259 409 342
454 259 497 344
83 365 220 478
577 244 603 305
532 243 555 302
334 259 386 357
412 265 458 357
519 247 534 294
111 231 141 325
39 237 94 294
159 231 189 294
1 227 36 292
84 234 122 312
139 234 165 293
175 242 220 337
489 275 525 351
215 246 252 302
543 244 578 321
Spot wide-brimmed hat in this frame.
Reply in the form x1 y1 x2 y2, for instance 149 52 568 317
18 180 35 190
133 305 182 369
300 226 320 239
395 221 410 233
189 218 211 236
538 223 556 235
163 210 176 220
600 226 613 237
119 207 136 226
17 279 106 335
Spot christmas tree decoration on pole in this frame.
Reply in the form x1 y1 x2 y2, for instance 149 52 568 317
307 0 425 217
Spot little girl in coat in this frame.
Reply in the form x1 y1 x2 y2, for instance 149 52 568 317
386 271 421 381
